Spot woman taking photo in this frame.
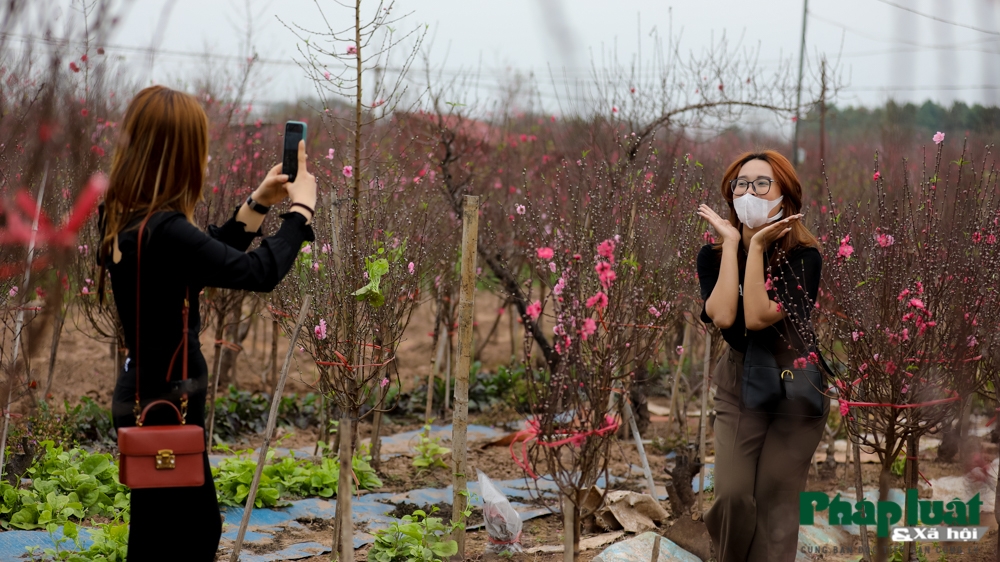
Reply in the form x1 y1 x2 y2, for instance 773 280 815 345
98 85 316 560
696 150 829 562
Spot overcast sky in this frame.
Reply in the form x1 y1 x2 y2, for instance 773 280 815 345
25 0 1000 120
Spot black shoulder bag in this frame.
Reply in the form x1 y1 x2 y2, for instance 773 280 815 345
740 337 832 418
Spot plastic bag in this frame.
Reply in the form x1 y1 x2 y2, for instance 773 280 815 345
477 469 523 553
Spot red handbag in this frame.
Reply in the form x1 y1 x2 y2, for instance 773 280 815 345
117 214 206 489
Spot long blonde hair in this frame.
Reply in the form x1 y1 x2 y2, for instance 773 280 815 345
99 85 208 263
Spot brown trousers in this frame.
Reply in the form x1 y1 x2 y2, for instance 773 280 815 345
703 346 830 562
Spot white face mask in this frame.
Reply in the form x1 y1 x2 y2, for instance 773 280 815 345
733 193 784 229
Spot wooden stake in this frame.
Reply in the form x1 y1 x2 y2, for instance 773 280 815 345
697 329 711 515
452 195 479 558
337 414 354 562
669 321 692 432
228 296 311 562
622 397 657 498
425 320 446 422
651 534 662 562
563 494 575 562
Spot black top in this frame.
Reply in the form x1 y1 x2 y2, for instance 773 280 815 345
697 242 822 358
100 205 314 422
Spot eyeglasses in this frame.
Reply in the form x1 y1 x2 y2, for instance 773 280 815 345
730 177 774 196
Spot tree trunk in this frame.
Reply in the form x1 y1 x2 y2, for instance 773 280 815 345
875 462 893 562
42 310 66 400
333 415 355 562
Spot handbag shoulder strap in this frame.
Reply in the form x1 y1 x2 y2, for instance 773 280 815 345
134 214 190 425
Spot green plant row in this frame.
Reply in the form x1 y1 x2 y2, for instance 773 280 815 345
212 446 382 508
0 441 129 531
369 507 463 562
212 386 326 443
25 520 129 562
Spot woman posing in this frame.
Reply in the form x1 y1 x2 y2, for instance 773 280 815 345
696 150 829 562
98 85 316 560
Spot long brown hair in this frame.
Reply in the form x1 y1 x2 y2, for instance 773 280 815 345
713 149 819 260
99 85 209 262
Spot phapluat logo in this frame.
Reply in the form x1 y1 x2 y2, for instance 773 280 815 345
800 489 987 542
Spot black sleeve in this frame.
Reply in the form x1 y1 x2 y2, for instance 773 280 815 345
696 244 720 324
206 205 264 251
158 211 315 292
771 246 822 336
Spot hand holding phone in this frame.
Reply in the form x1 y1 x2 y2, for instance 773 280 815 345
282 121 308 182
284 139 317 221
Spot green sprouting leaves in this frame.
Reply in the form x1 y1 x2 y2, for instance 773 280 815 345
368 506 461 562
411 424 451 473
0 441 129 531
212 448 382 508
353 254 391 307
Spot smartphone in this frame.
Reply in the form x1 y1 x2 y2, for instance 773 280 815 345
282 121 308 183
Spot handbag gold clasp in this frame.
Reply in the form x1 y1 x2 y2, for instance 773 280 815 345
781 370 794 380
155 450 176 470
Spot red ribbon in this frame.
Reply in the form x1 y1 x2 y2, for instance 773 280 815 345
510 414 620 480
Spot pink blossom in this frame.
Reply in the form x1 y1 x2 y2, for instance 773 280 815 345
537 247 554 260
69 61 80 73
342 165 353 178
326 148 335 160
526 301 542 320
897 289 910 301
851 331 863 341
838 399 850 417
612 105 619 113
314 319 328 340
8 287 16 297
968 335 978 347
585 291 608 310
301 243 312 254
78 244 89 255
347 45 358 55
321 244 331 253
933 131 945 144
908 298 925 310
408 262 415 275
516 204 526 215
597 239 616 263
580 318 597 341
548 262 557 273
380 377 389 388
764 275 773 291
875 229 894 247
676 346 684 355
837 235 853 259
793 357 807 369
873 171 881 181
324 71 331 80
81 287 89 295
552 277 566 296
988 234 997 245
648 306 661 318
595 261 616 289
900 384 909 394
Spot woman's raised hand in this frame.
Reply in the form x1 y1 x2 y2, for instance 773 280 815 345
750 214 803 248
285 140 317 218
697 204 741 245
252 165 289 207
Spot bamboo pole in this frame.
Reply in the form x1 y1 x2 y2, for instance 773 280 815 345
228 295 311 562
452 195 479 558
0 168 46 478
697 329 711 515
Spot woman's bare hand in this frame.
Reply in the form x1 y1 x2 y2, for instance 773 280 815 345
697 204 741 245
750 214 803 249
